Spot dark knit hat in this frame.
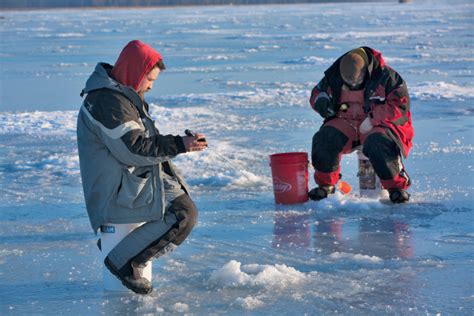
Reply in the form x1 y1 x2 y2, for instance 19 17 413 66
339 48 369 86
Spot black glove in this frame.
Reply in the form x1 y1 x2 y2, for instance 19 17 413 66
313 92 336 119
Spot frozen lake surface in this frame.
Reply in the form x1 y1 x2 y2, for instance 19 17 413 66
1 0 473 314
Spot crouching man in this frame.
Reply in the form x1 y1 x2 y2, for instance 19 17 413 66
309 47 413 203
77 40 207 294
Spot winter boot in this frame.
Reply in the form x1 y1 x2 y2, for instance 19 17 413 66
388 188 410 203
308 185 335 201
104 257 153 295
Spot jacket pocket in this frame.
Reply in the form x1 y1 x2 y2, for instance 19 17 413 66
117 169 154 209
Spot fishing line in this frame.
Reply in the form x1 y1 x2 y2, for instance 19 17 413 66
185 129 243 170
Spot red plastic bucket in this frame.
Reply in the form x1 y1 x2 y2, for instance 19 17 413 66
269 152 309 204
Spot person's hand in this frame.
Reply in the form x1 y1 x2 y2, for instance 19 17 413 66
183 133 207 152
314 92 336 118
359 117 373 134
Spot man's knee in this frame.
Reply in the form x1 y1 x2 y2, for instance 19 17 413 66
363 132 397 159
170 194 198 234
312 126 348 172
183 201 198 230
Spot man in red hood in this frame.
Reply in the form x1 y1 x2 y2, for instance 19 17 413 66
77 40 207 294
111 40 163 98
308 47 413 203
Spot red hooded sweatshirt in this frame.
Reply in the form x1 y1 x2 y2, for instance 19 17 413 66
111 40 163 91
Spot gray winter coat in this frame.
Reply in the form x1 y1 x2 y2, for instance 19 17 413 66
77 63 189 233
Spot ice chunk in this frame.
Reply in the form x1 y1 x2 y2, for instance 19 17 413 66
209 260 307 288
234 296 264 310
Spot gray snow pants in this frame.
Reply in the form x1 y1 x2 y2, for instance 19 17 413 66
106 194 198 269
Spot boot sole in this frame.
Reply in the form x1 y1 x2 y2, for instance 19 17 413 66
104 257 153 295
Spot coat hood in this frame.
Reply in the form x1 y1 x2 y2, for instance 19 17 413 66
111 40 163 91
81 62 118 96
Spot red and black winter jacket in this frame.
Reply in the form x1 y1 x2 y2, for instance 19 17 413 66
309 47 414 158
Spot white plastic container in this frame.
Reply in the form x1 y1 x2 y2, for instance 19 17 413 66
357 150 388 199
100 223 152 291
